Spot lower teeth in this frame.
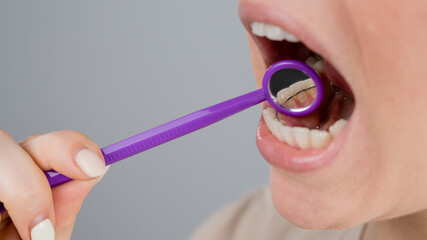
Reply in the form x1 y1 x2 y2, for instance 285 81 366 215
262 108 348 150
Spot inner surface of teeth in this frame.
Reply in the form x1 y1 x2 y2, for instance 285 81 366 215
276 78 317 109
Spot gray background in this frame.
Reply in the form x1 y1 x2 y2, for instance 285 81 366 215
0 1 269 239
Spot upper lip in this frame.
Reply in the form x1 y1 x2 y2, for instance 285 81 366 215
238 1 332 65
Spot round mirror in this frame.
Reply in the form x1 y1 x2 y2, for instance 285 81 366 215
262 60 324 117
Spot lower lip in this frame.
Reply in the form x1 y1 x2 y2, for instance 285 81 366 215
256 112 351 172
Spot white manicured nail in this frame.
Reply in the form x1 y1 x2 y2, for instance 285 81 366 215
31 219 55 240
76 149 107 178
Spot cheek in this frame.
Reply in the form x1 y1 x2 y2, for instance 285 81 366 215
247 33 266 88
351 1 427 215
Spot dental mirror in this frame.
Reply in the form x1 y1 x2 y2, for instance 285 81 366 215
263 60 324 117
0 60 324 214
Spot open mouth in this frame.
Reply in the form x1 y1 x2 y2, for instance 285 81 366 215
251 21 355 150
239 4 356 171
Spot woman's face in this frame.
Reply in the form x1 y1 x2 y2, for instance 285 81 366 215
238 0 427 229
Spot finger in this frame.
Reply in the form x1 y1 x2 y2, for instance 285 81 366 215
0 130 55 240
20 130 109 239
51 176 107 239
20 130 108 180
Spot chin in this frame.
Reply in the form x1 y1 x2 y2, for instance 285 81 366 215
269 166 371 230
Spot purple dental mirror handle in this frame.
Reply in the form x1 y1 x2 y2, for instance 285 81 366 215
48 88 266 185
0 88 266 214
0 60 322 214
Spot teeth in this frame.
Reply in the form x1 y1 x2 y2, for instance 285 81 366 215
329 119 348 137
292 127 311 150
305 56 317 66
276 78 316 108
305 56 324 73
285 98 298 108
250 22 299 43
306 87 317 99
312 60 324 73
295 90 308 106
262 109 348 149
262 108 286 142
280 125 296 147
310 129 332 149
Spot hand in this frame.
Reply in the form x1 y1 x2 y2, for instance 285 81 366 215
0 130 109 240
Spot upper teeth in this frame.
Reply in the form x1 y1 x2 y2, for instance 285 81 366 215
250 22 300 43
262 108 348 149
276 78 316 108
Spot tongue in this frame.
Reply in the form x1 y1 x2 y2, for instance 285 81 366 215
275 60 355 130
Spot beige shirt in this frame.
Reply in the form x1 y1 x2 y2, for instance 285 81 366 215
190 187 364 240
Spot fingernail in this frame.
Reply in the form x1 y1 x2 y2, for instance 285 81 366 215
95 165 110 184
76 149 107 178
31 219 55 240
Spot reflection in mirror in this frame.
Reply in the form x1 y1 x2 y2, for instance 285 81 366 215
277 78 316 109
269 68 317 110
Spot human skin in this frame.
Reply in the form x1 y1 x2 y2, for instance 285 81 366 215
0 130 108 239
238 0 427 239
1 1 426 239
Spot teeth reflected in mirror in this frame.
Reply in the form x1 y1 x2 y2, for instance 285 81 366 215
277 79 317 109
268 68 318 111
